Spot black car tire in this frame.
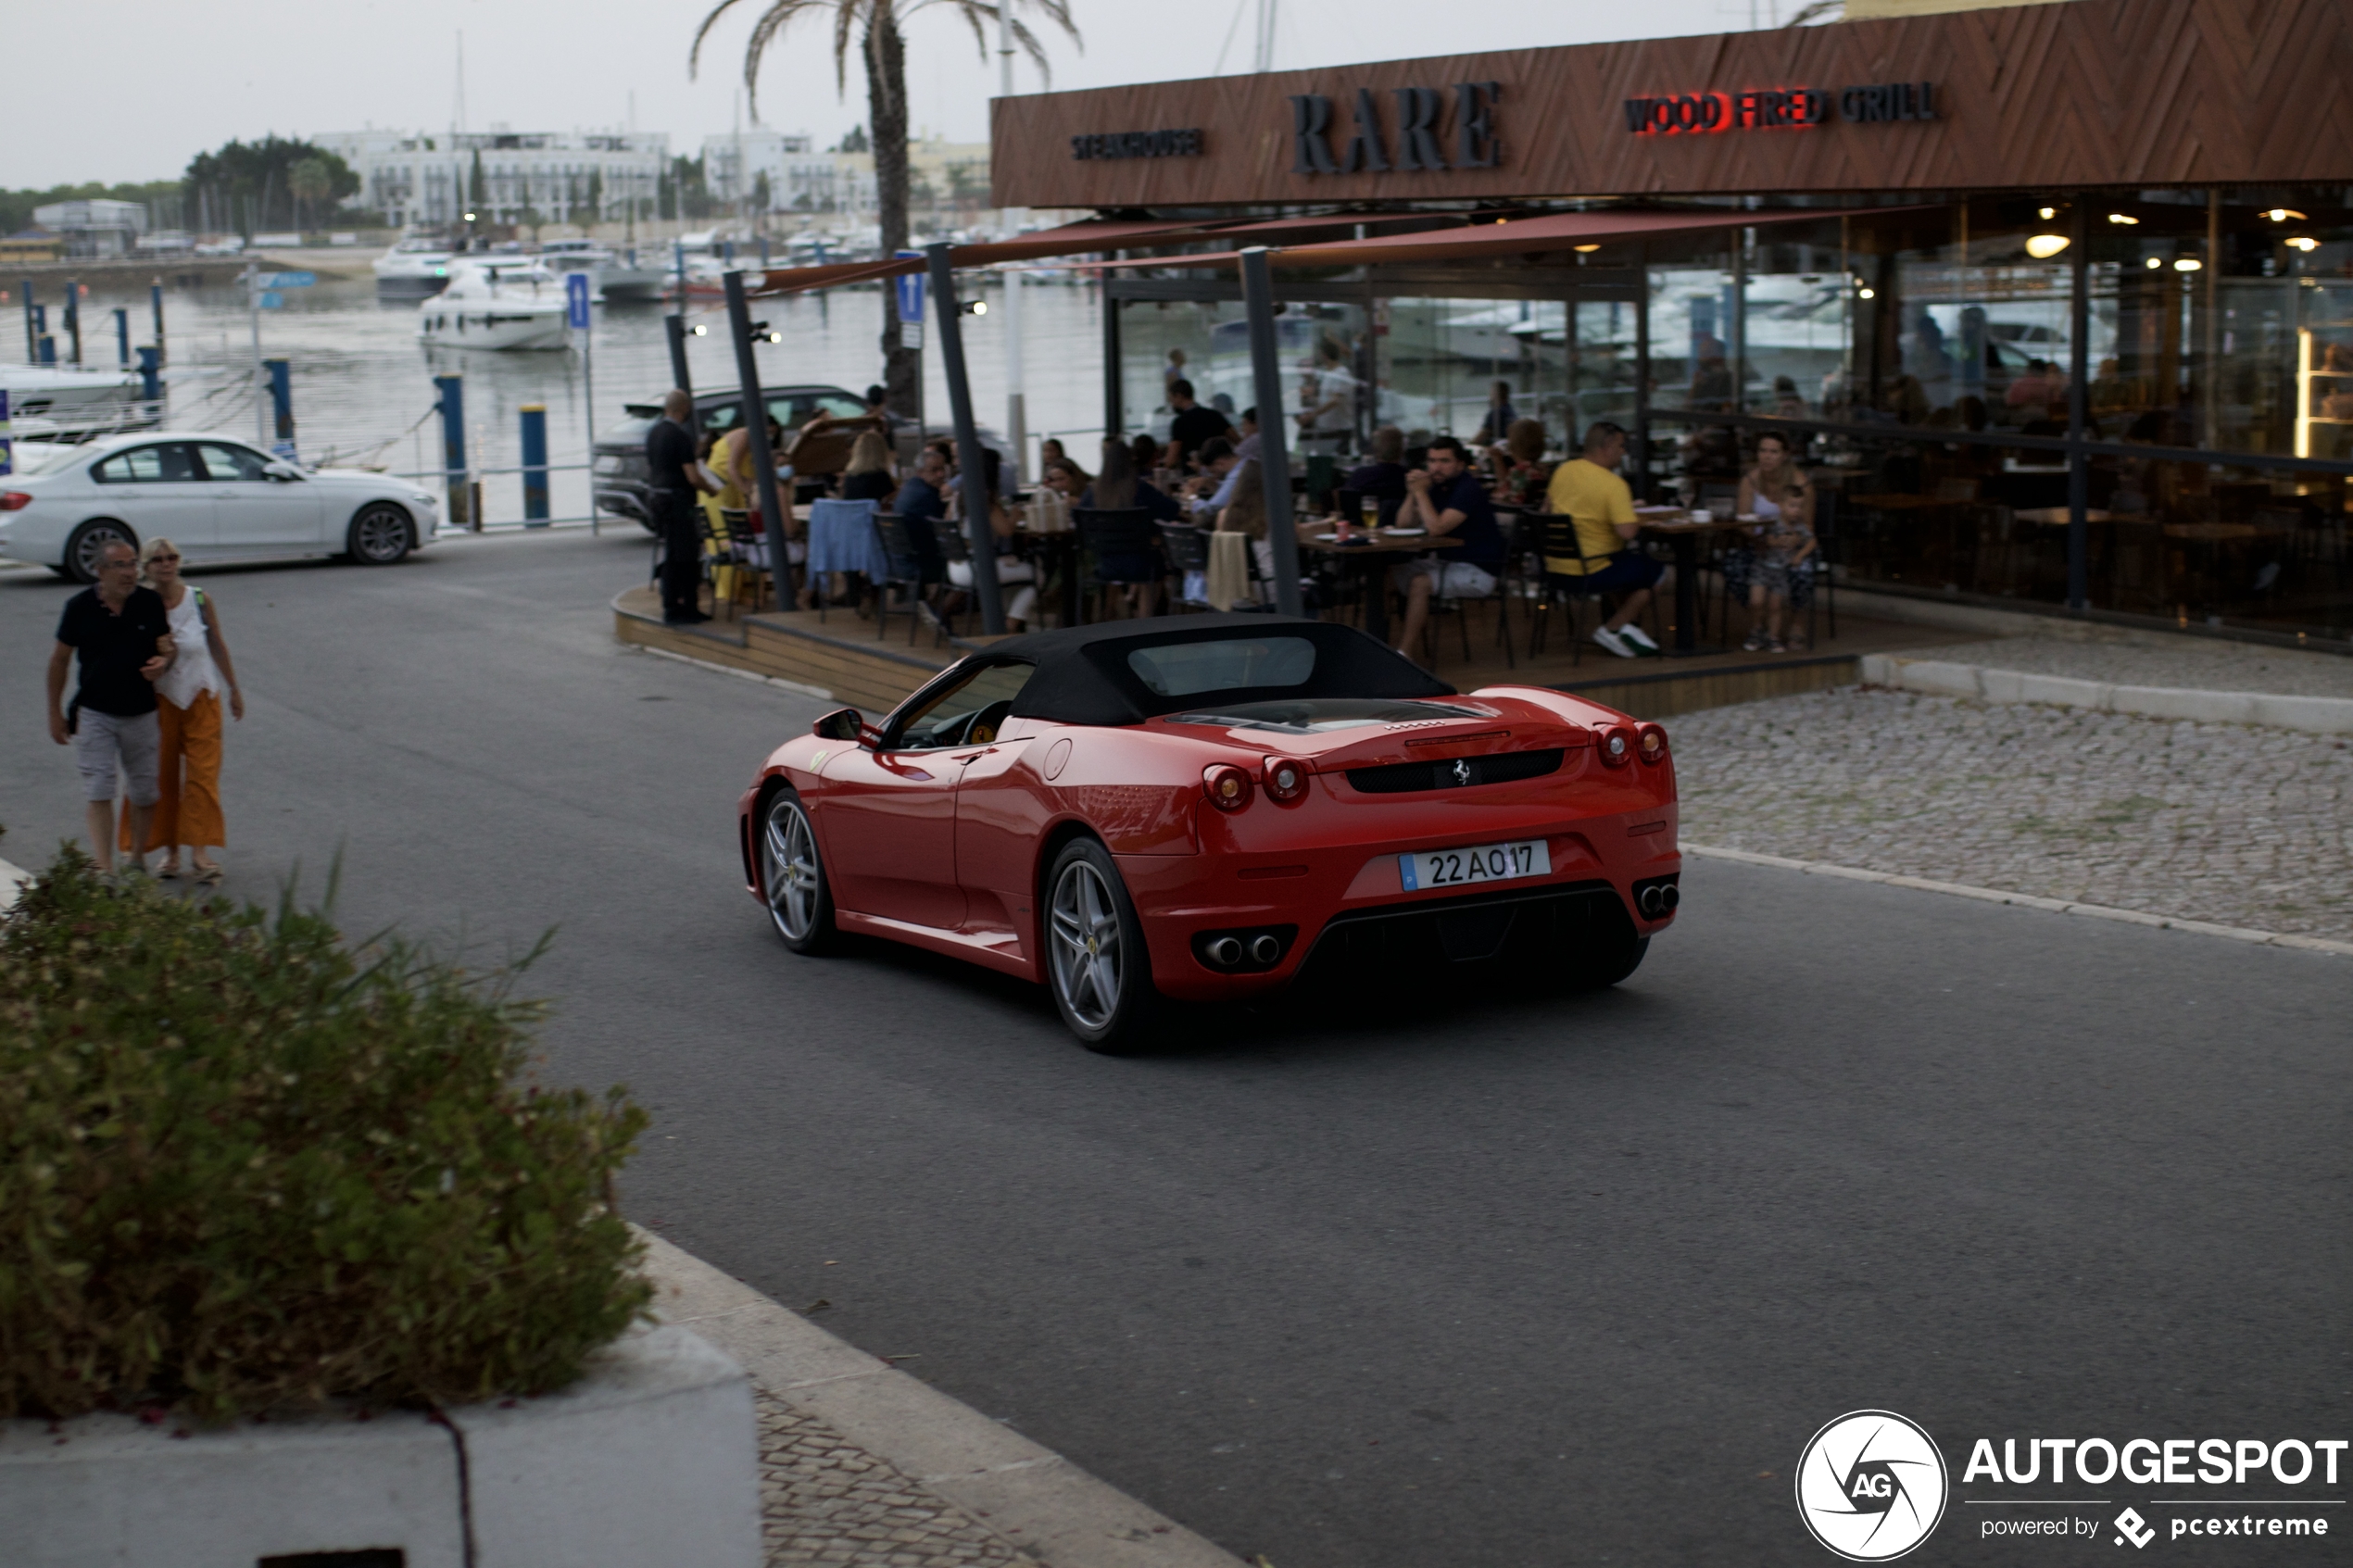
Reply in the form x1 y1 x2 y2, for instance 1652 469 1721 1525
60 519 137 584
346 504 414 566
759 786 838 955
1044 837 1157 1052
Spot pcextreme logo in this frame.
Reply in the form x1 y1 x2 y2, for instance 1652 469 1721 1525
1797 1410 1951 1562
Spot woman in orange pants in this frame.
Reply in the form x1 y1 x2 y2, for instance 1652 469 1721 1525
121 538 243 883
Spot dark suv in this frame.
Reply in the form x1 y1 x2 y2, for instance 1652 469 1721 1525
591 383 873 531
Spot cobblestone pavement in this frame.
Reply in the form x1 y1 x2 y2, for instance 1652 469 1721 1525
1672 687 2353 941
757 1388 1039 1568
1900 633 2353 697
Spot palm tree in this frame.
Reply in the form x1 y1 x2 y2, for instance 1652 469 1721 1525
690 0 1078 417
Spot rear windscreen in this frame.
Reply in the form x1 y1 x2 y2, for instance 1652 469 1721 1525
1126 637 1317 697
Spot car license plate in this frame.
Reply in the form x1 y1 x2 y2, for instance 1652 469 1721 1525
1399 839 1551 891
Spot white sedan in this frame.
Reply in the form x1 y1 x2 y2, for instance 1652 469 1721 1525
0 431 440 582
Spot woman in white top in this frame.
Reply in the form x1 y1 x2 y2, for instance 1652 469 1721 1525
122 538 244 884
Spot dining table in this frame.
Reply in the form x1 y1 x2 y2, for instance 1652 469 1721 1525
1634 508 1754 656
1298 526 1462 646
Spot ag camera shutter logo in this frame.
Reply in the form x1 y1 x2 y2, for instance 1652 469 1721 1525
1796 1410 1949 1561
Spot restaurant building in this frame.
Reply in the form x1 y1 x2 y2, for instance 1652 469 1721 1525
987 0 2353 645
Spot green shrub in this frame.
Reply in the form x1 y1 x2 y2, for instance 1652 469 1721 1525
0 850 650 1424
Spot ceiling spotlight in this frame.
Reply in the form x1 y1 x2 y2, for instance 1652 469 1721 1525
2173 257 2202 272
1574 244 1602 253
2107 213 2139 225
2286 236 2320 252
463 212 477 222
2024 233 2070 259
2265 208 2307 222
2145 257 2163 270
2038 206 2057 220
1857 287 1876 299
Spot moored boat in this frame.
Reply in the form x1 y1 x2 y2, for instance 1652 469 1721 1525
416 259 572 351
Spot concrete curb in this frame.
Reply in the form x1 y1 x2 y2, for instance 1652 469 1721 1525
628 641 836 701
1857 653 2353 734
1683 842 2353 957
636 1228 1246 1568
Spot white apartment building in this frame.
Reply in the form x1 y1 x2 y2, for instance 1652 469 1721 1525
698 129 867 215
313 128 671 230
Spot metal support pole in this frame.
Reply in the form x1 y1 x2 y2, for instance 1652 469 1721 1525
2066 203 2092 611
151 280 165 367
136 346 161 408
724 270 793 616
520 402 549 523
0 390 11 479
1101 271 1123 440
113 308 130 368
1239 247 1304 617
665 312 694 399
246 264 266 448
19 282 31 363
264 358 294 459
925 244 1006 634
1004 266 1026 484
1633 253 1654 503
64 280 81 366
434 372 468 528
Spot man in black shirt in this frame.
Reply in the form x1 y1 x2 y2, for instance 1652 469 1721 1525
46 539 174 872
1166 380 1232 465
647 389 717 623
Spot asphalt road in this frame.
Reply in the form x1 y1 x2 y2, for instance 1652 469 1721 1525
4 532 2345 1567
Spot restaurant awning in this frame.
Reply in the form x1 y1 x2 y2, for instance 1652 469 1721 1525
1066 205 1908 271
738 210 1509 297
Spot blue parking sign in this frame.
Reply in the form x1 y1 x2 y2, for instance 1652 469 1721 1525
894 251 925 325
564 272 593 331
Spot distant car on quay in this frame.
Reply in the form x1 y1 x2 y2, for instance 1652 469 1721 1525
0 432 438 582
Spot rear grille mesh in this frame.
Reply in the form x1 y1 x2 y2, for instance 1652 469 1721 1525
1345 747 1566 795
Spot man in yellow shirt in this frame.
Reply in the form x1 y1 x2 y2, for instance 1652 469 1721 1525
1543 421 1663 659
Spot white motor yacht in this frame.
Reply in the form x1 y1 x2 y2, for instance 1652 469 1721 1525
372 237 456 297
416 259 572 351
537 239 665 304
1 363 156 436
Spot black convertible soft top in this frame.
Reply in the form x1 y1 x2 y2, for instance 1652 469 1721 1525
985 614 1455 727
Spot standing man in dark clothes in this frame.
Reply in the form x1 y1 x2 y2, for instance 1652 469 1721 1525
1166 380 1232 464
46 539 175 872
647 389 716 624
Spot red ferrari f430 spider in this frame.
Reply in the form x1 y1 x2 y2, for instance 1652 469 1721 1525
738 615 1680 1048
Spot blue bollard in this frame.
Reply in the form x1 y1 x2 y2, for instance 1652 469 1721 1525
435 373 468 528
264 358 295 459
151 282 166 367
114 308 130 367
63 280 80 366
759 235 771 269
1 388 12 478
37 335 56 364
136 346 161 408
20 285 34 362
520 403 548 524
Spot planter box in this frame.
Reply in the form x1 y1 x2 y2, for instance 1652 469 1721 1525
0 1324 759 1568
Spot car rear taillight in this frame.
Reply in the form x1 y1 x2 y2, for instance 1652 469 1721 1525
1203 763 1253 812
1599 724 1637 768
1637 723 1669 765
1261 756 1307 802
0 492 31 511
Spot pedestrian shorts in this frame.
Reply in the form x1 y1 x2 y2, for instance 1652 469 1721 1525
1579 550 1665 595
74 708 161 806
1390 558 1499 599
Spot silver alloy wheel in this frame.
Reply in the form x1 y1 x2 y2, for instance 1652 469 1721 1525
350 504 411 564
69 521 134 583
1048 859 1124 1032
761 796 823 941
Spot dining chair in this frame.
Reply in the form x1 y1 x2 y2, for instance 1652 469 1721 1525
1073 507 1159 621
870 511 943 645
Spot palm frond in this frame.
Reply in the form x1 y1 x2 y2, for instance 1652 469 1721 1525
688 0 752 78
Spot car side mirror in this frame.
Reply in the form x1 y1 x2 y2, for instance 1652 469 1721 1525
812 708 866 744
264 461 303 482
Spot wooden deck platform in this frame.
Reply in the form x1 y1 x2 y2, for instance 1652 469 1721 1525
612 585 1963 721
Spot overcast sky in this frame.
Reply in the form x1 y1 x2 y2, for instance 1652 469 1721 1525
7 0 1766 190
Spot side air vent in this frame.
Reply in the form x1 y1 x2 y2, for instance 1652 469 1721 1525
1345 748 1565 796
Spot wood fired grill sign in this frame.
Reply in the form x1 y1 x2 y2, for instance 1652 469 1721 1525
1623 82 1936 133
